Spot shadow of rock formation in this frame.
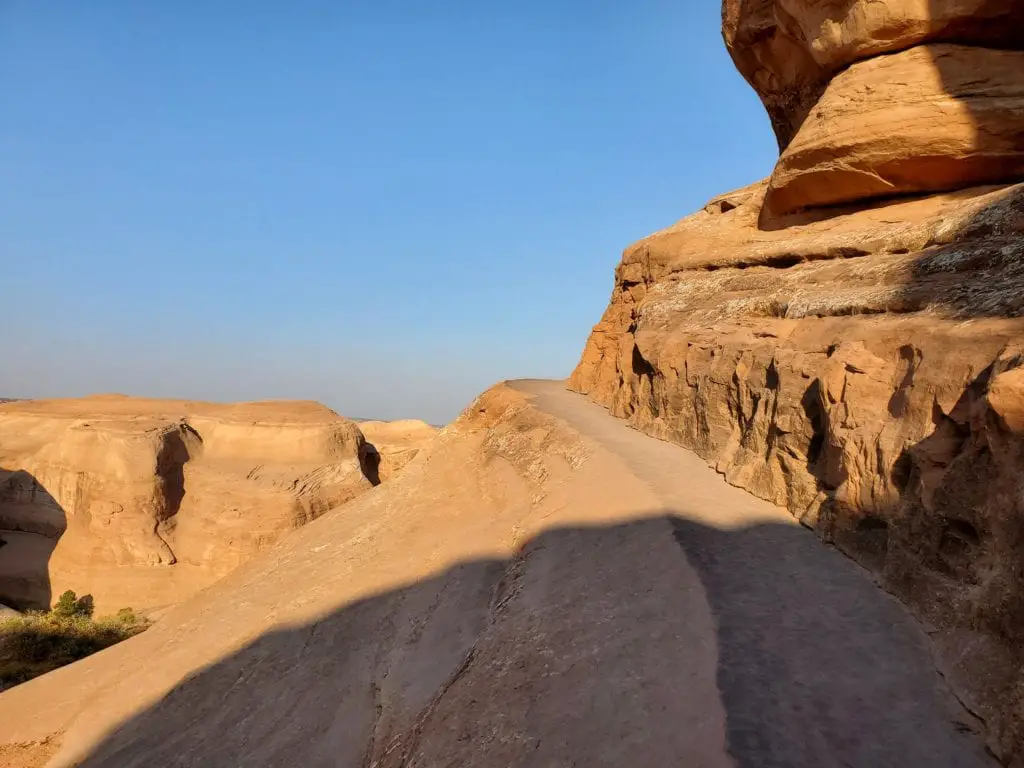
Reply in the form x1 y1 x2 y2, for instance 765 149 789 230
72 517 990 768
0 468 66 611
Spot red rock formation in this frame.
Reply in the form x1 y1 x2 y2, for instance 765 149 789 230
572 2 1024 756
723 0 1024 150
763 44 1024 218
572 175 1024 760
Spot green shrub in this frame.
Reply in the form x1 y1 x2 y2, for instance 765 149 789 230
0 600 149 689
52 590 78 618
52 590 94 619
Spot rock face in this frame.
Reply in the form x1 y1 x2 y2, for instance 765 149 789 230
571 175 1024 759
572 8 1024 755
763 44 1024 218
0 397 376 613
723 0 1024 150
724 1 1024 219
572 169 1024 764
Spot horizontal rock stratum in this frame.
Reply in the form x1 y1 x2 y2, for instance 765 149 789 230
723 0 1024 151
0 396 378 614
763 44 1024 218
724 0 1024 218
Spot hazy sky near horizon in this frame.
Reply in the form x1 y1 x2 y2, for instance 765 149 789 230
2 2 777 424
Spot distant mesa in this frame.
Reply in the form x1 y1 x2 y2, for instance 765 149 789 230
0 395 433 615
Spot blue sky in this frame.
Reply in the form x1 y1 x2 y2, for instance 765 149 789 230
1 2 776 423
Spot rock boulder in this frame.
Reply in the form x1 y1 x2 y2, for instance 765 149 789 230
723 0 1024 149
762 44 1024 218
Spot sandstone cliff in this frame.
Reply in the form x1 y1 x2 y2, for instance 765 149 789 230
570 2 1024 759
0 397 377 614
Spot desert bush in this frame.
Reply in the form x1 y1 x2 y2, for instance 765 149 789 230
52 590 94 619
0 600 149 690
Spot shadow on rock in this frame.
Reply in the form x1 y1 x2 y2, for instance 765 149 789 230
0 469 66 611
73 516 989 768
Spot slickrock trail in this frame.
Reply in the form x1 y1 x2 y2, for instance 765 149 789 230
511 380 993 768
0 380 993 767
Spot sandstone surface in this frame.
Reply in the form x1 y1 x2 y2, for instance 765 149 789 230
0 396 376 614
357 418 439 481
565 5 1024 753
762 44 1024 218
0 382 990 767
723 0 1024 149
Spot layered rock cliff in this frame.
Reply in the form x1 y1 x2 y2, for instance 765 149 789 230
573 2 1024 760
0 397 378 613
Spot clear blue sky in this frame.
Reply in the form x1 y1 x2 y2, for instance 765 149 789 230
1 2 776 424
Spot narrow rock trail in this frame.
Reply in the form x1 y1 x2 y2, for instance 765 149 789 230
510 379 994 768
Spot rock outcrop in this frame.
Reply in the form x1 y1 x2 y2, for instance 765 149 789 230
357 419 439 481
724 1 1024 218
763 44 1024 218
569 2 1024 758
0 397 376 613
723 0 1024 150
572 181 1024 762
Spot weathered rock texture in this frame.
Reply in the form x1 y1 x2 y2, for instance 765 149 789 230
723 0 1024 150
724 0 1024 219
764 44 1024 218
0 396 376 613
571 179 1024 760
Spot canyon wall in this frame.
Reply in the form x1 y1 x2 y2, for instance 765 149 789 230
0 397 378 613
573 1 1024 760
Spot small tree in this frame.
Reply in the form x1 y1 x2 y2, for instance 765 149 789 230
53 590 79 618
51 590 94 619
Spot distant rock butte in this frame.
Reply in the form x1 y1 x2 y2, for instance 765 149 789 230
0 396 381 613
